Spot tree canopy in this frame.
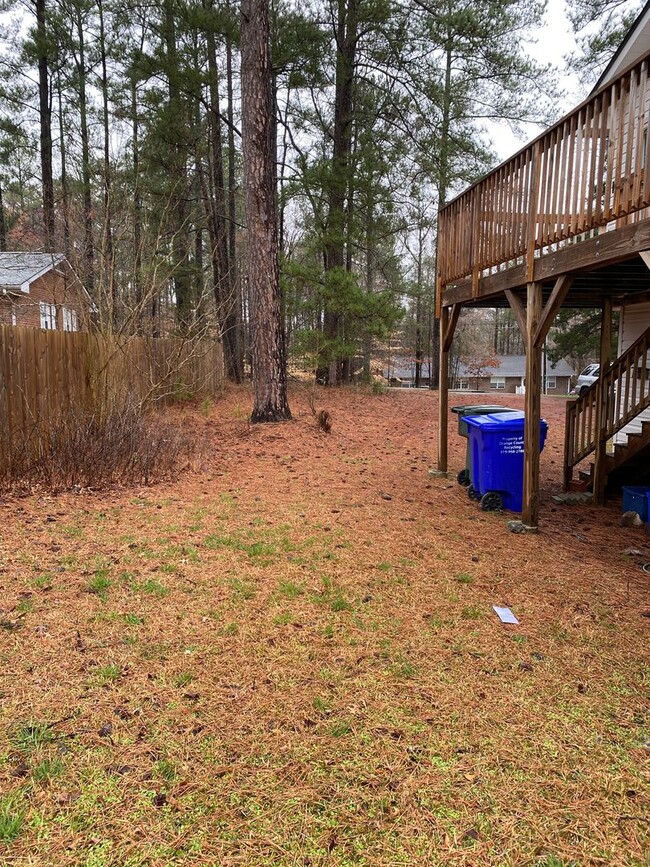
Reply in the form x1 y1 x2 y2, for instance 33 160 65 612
0 0 620 382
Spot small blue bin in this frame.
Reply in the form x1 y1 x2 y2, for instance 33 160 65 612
622 486 650 521
465 411 549 512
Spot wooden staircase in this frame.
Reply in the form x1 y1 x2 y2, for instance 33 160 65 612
564 324 650 501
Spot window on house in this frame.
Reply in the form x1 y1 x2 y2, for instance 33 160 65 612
39 302 57 330
62 308 78 332
490 376 506 390
545 376 557 390
458 379 469 390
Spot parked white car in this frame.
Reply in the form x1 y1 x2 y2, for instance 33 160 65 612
574 363 600 395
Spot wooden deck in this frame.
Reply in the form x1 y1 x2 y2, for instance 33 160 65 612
436 51 650 528
437 53 650 310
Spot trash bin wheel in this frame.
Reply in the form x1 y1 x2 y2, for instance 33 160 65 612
480 491 503 511
457 468 470 487
467 485 481 501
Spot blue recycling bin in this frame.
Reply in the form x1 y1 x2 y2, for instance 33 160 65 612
464 411 548 512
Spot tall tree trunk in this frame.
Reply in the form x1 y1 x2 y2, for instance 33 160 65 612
226 30 244 378
322 0 357 386
56 71 70 258
130 72 143 330
98 0 115 327
76 10 95 298
162 0 192 330
241 0 291 422
414 221 425 388
36 0 54 250
0 180 6 251
205 8 242 380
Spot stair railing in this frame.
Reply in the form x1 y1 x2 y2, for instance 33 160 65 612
564 324 650 486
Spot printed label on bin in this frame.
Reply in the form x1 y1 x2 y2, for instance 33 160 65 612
499 435 524 454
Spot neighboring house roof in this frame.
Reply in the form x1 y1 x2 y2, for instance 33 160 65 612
457 355 575 378
384 357 429 380
593 0 650 92
0 252 66 294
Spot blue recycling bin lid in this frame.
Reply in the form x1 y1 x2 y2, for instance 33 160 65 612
463 411 528 430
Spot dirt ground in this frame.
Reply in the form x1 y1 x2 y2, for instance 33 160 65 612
0 385 648 866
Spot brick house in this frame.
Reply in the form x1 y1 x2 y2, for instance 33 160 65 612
453 355 575 395
0 253 91 331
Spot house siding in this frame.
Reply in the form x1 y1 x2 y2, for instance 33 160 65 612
455 375 572 394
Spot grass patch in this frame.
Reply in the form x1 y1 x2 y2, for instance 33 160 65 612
0 796 24 843
155 759 177 782
330 594 352 612
10 722 54 752
94 664 121 685
32 757 64 782
455 572 474 585
277 581 304 598
86 566 112 601
33 573 53 590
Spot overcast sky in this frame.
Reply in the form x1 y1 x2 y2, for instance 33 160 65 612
488 0 583 161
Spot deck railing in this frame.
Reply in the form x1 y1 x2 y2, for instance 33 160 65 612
438 53 650 292
565 325 650 473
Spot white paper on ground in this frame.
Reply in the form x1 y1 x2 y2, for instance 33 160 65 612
493 605 519 624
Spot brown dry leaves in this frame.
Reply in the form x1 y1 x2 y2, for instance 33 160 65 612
0 385 647 866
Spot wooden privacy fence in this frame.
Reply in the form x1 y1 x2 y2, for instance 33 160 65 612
0 326 223 468
438 52 650 292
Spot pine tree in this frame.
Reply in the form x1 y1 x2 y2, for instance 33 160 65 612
241 0 291 422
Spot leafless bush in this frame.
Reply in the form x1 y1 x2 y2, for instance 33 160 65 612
0 398 192 493
307 390 332 433
316 409 332 433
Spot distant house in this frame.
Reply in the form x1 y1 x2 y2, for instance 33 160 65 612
453 355 574 394
0 253 91 332
383 357 431 387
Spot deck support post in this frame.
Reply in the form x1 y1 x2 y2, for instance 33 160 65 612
523 282 542 528
593 298 613 504
437 304 461 472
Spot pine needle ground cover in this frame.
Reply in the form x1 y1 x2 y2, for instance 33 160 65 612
0 388 647 866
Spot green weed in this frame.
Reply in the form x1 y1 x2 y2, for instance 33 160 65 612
33 574 53 590
330 594 352 612
10 722 54 752
313 697 331 716
277 581 304 598
94 664 121 684
155 759 177 782
0 796 24 842
87 567 112 601
138 579 169 597
455 572 474 584
32 757 64 782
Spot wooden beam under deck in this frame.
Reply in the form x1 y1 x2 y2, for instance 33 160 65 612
437 304 462 473
441 219 650 309
592 298 613 505
523 283 543 529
